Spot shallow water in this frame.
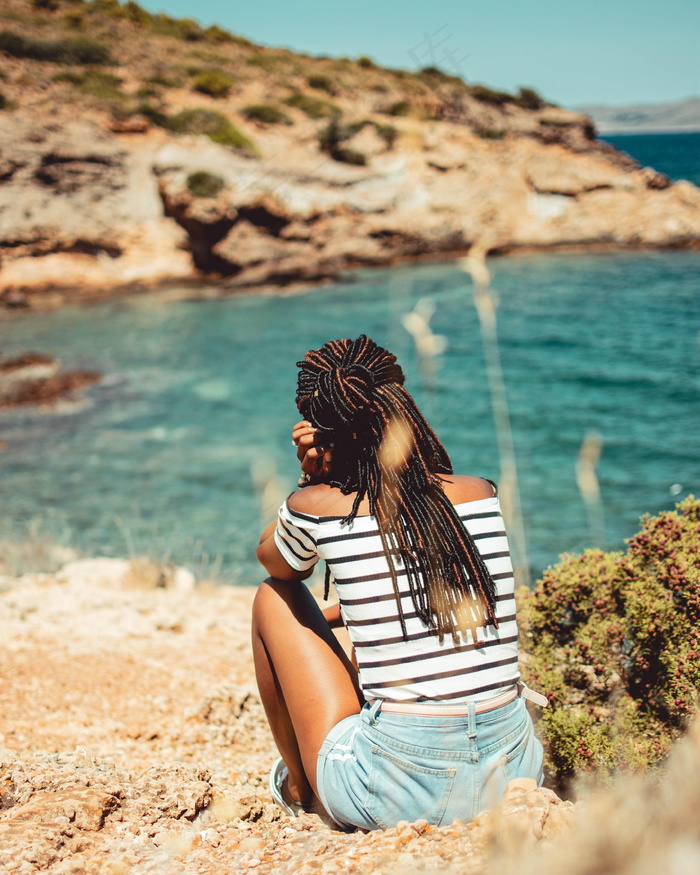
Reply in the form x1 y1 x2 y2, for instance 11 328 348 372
1 249 698 583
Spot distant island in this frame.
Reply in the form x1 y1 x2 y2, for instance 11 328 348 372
575 97 700 134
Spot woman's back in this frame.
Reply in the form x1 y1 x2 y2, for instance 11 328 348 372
276 476 519 705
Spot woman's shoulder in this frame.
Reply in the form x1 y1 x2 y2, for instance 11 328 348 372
286 475 496 520
286 483 361 519
439 475 497 505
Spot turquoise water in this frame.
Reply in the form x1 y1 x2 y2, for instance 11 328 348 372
601 131 700 187
1 249 698 583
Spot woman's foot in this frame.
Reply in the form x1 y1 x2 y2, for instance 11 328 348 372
269 757 309 817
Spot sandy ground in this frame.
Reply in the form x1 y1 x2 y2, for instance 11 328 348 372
1 558 698 874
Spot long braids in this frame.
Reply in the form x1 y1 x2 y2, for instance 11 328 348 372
296 335 498 641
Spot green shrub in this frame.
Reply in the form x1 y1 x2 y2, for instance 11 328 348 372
520 497 700 790
283 92 339 119
146 72 183 88
374 122 398 149
204 24 234 43
186 170 224 198
53 68 123 99
318 118 367 165
418 65 463 86
32 0 60 10
0 89 10 110
191 68 233 97
469 84 514 105
89 0 123 15
135 84 159 99
307 74 336 95
475 127 505 140
241 103 292 125
246 53 282 72
123 1 152 25
319 117 396 158
357 55 375 69
145 106 257 154
513 86 545 110
148 14 204 41
383 100 410 117
333 146 366 166
0 31 114 65
64 10 84 27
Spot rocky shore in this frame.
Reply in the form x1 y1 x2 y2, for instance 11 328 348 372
2 558 700 874
1 0 699 310
0 354 99 408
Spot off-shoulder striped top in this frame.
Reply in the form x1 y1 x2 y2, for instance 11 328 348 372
273 494 520 704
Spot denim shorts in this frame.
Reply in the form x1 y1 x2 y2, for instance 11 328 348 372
316 696 543 831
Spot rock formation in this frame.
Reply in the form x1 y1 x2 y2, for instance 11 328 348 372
0 353 99 407
0 0 698 310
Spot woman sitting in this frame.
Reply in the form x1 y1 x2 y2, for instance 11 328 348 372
253 335 543 831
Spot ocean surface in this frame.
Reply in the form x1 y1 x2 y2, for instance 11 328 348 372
1 133 699 585
601 130 700 188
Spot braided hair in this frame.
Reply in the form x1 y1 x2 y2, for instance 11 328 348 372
296 335 498 641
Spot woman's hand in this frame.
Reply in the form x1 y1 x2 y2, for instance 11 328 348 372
292 420 333 482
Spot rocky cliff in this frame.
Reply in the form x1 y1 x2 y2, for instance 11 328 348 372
1 0 699 309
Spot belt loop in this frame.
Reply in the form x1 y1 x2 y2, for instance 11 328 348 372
368 699 382 725
467 700 477 740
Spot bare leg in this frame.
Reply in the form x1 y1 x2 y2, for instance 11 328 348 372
252 578 364 802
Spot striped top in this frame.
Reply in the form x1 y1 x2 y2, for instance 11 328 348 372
274 494 520 704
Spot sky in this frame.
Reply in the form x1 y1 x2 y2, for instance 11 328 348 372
137 0 700 108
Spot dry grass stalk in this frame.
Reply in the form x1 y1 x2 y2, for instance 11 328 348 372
459 240 531 587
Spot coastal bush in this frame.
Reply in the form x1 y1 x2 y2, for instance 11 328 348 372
318 118 368 165
53 69 123 99
513 86 545 110
141 105 257 155
64 10 85 28
418 65 463 86
283 92 339 119
383 100 411 117
186 171 224 198
241 103 292 125
148 14 204 42
307 74 336 95
475 127 506 140
146 72 183 88
319 117 396 159
32 0 60 10
0 31 114 65
519 496 700 790
246 53 283 73
89 0 123 15
191 68 233 97
0 89 11 110
122 1 152 26
357 55 375 69
469 84 514 106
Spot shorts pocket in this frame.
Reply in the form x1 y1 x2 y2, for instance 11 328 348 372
366 744 456 830
484 714 544 806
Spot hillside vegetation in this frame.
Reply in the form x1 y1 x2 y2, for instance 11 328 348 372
1 0 699 306
0 0 557 139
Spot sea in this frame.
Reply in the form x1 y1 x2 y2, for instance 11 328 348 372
1 131 699 584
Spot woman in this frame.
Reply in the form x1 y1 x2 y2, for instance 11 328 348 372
253 335 543 831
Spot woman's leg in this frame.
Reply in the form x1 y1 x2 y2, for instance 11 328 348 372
251 577 364 804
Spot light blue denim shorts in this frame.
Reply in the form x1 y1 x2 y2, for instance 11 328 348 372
316 696 543 831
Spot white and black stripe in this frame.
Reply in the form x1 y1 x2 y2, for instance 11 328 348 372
275 495 520 704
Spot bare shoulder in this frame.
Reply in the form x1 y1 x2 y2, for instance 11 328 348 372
286 483 357 517
439 474 497 504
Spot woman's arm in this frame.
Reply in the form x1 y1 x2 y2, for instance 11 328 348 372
322 602 343 628
256 519 313 581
